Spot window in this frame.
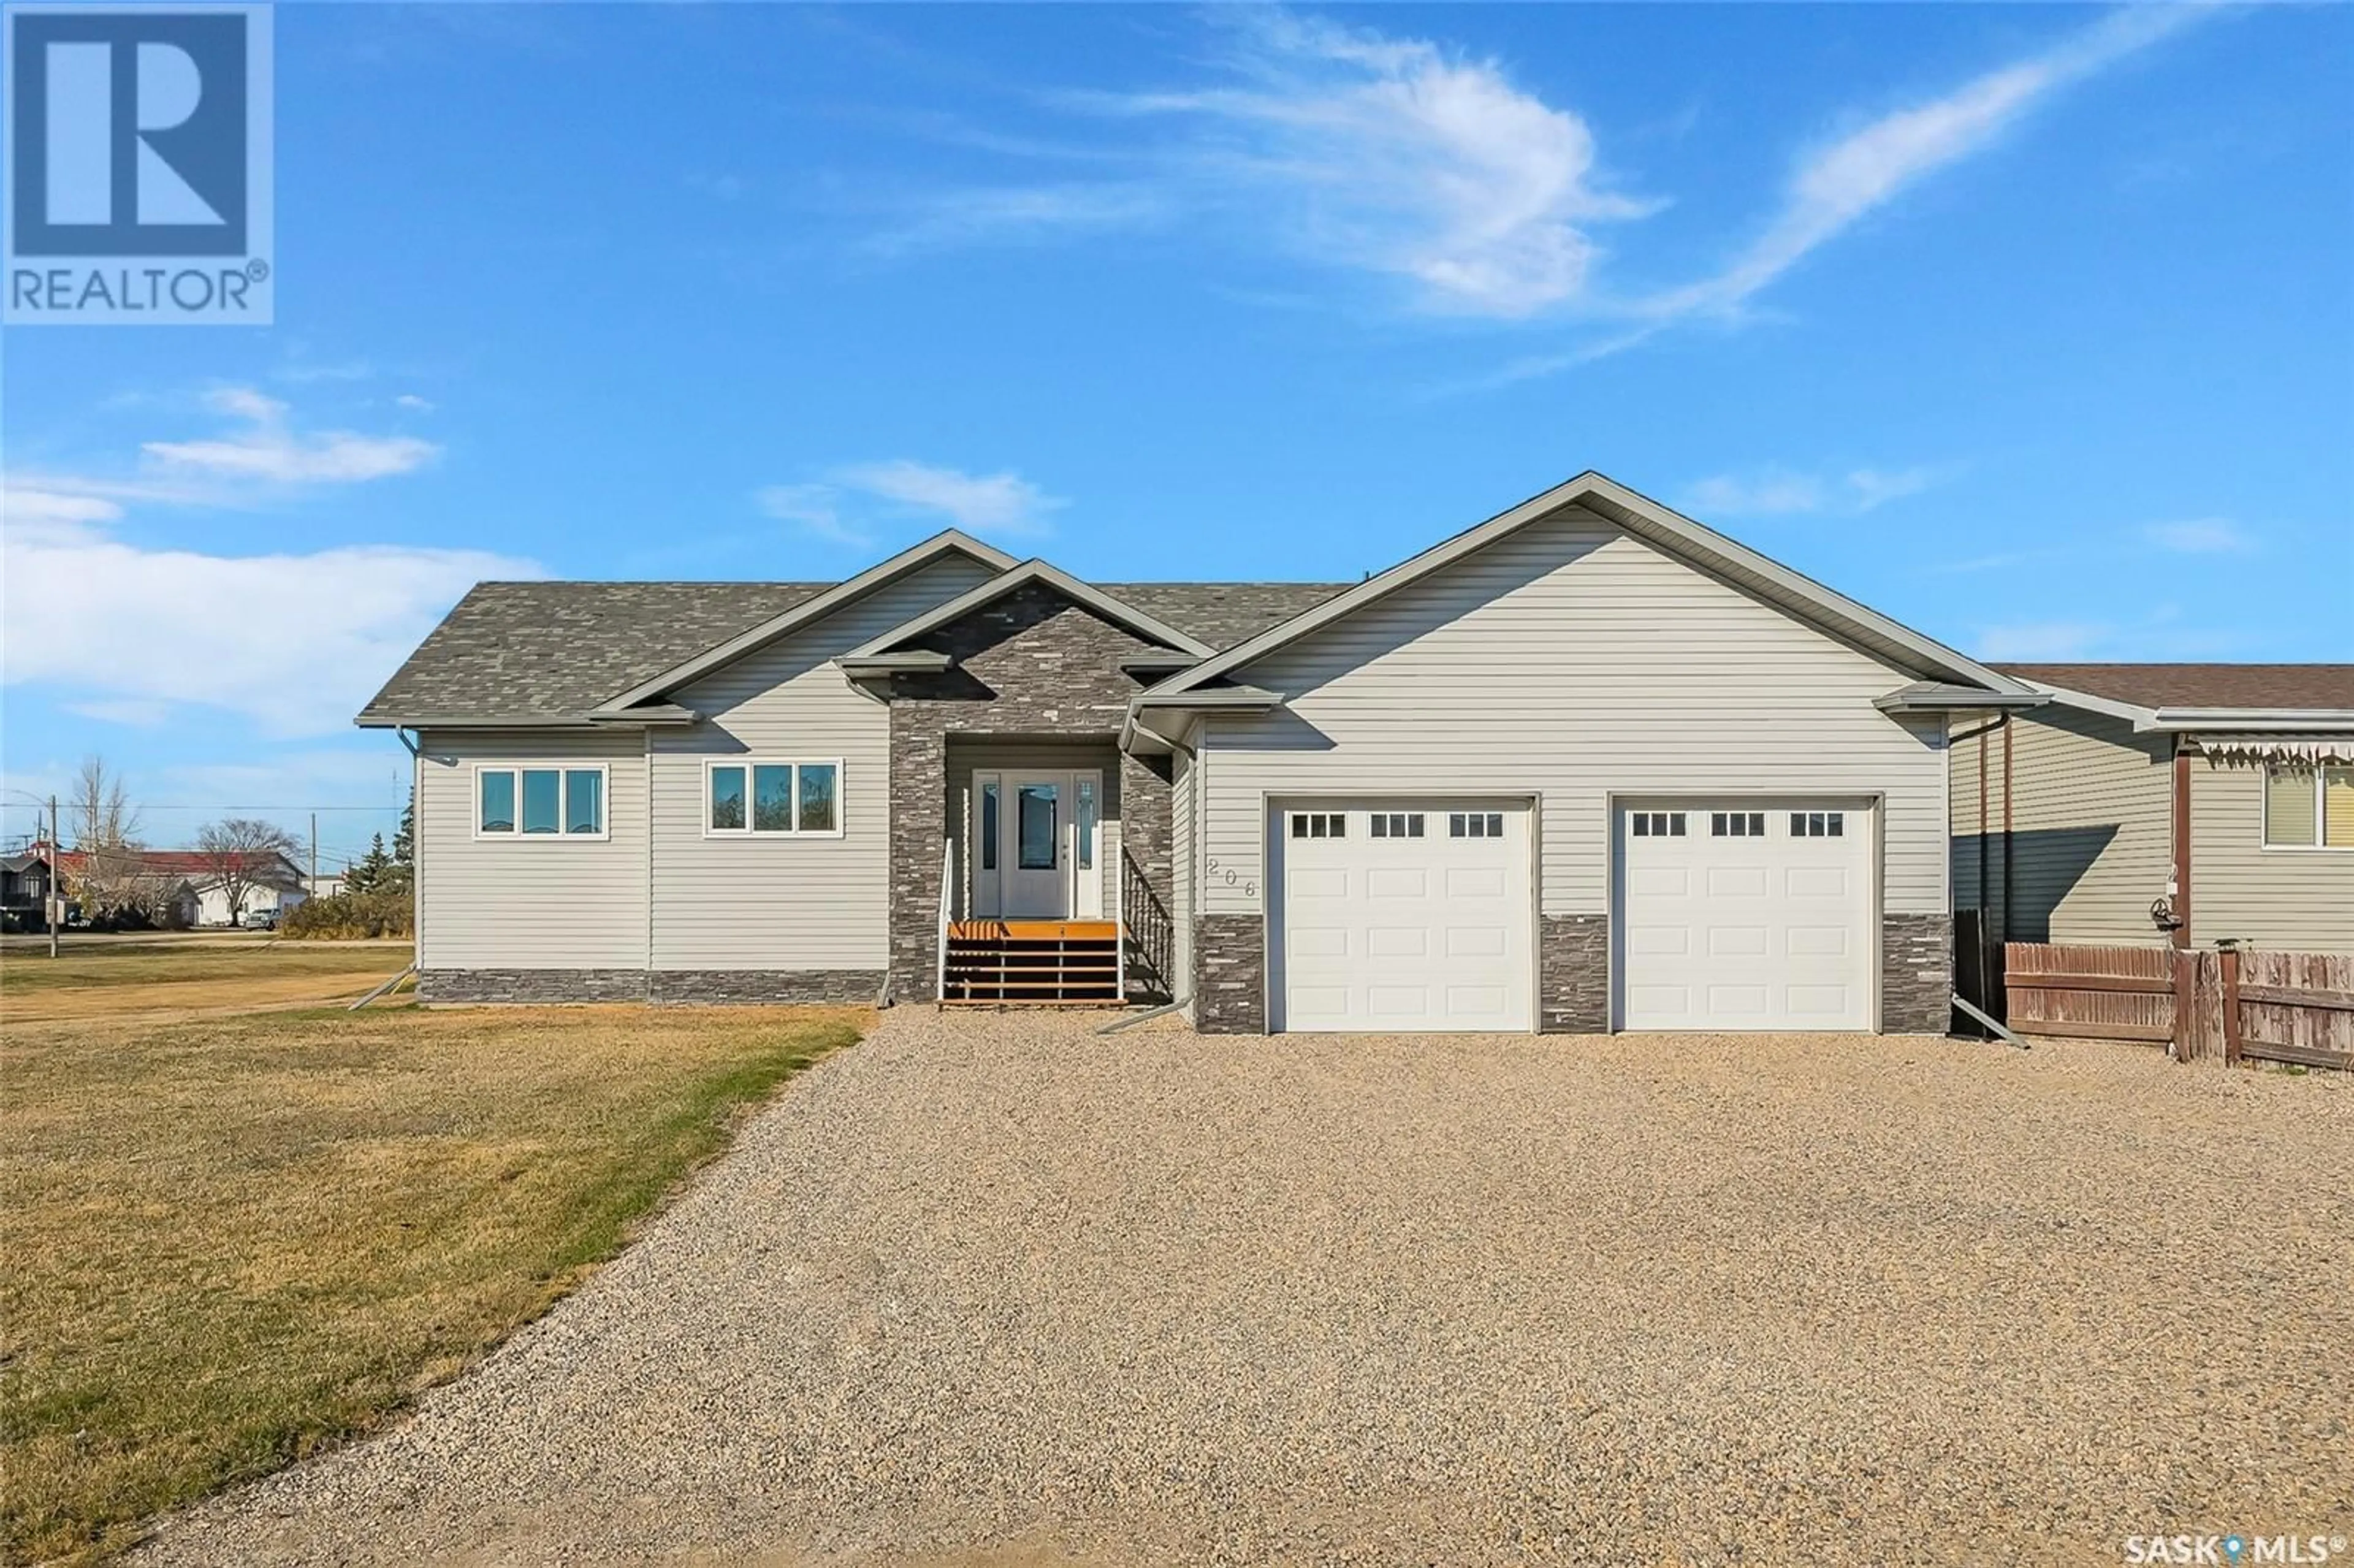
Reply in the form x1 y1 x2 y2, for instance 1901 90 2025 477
521 770 560 834
1369 812 1425 839
1290 812 1345 839
1017 783 1058 869
753 765 793 832
1630 811 1685 838
565 770 603 835
1791 810 1844 838
799 763 839 834
478 766 604 839
1075 777 1096 870
980 781 999 870
707 759 845 836
2264 765 2354 849
479 769 516 834
1711 811 1767 838
1449 812 1506 839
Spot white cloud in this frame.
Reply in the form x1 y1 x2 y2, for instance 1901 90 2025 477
1649 7 2207 322
759 460 1066 547
66 698 172 727
0 488 124 528
4 516 537 736
1098 11 1654 318
4 392 517 735
2144 517 2253 554
1975 620 2111 661
1845 466 1941 511
140 386 439 485
754 483 873 549
832 460 1064 536
394 393 436 413
1683 463 1949 518
870 185 1168 254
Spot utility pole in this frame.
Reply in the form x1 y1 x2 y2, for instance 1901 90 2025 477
310 812 318 896
48 795 60 959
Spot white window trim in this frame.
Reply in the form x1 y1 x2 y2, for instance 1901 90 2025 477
701 757 848 839
472 763 611 842
2258 764 2354 853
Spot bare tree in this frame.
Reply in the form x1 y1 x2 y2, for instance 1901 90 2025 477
66 756 146 919
194 818 303 925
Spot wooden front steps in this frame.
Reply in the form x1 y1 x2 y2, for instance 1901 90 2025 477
942 920 1122 1007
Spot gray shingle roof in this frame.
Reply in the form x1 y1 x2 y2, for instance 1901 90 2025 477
358 576 1350 726
358 582 831 725
1097 583 1351 652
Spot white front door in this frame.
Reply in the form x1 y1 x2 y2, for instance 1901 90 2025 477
1271 801 1534 1033
981 771 1102 919
1613 800 1875 1030
1003 774 1066 917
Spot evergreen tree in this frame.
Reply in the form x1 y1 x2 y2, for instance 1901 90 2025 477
346 833 392 895
385 793 416 894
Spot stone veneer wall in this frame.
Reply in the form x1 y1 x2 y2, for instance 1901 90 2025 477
419 969 648 1004
1539 914 1610 1033
1192 914 1267 1034
649 970 885 1005
1880 912 1954 1034
420 969 886 1005
884 584 1177 1004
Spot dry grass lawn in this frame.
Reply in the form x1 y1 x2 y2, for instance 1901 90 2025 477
0 994 867 1566
1 940 414 1024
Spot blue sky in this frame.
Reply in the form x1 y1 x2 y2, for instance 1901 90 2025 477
4 2 2350 866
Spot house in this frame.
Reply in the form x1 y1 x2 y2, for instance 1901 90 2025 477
188 851 309 926
49 848 308 927
1952 664 2354 954
2 847 56 930
358 471 2043 1032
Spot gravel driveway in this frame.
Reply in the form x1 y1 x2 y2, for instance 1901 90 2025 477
140 1012 2353 1567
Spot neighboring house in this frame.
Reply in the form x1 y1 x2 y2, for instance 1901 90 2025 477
51 848 308 927
362 471 2039 1033
1952 665 2354 954
189 851 309 926
308 872 348 900
2 848 55 929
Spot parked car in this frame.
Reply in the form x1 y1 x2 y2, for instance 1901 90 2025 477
242 908 278 931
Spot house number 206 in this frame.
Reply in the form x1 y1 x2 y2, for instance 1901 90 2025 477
1203 857 1257 898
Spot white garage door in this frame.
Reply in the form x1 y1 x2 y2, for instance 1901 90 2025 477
1272 802 1533 1033
1615 801 1874 1031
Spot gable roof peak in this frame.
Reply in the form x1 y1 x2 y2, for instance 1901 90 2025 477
1145 470 2030 700
843 556 1218 661
587 528 1019 714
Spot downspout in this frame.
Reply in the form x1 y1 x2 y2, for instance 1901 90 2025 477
2170 742 2193 950
397 729 422 979
2001 713 2014 954
646 729 657 992
1950 715 2006 1027
1978 722 1990 946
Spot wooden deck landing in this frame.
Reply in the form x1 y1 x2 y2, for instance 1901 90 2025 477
942 920 1122 1007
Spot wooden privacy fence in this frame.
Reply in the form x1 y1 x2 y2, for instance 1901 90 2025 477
2005 942 2354 1070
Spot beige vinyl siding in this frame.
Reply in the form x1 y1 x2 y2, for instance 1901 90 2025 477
650 554 994 970
2192 761 2354 951
1196 504 1949 916
414 728 650 969
948 741 1122 918
1950 707 2173 947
